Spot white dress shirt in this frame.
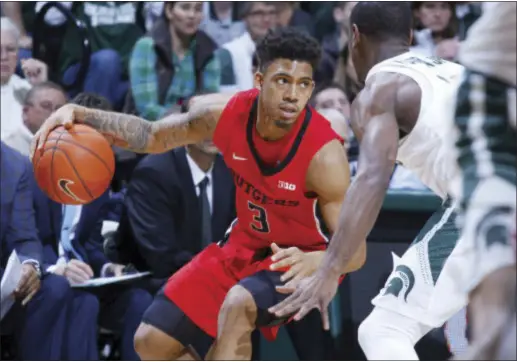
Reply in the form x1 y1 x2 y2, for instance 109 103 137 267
186 152 214 214
1 74 33 155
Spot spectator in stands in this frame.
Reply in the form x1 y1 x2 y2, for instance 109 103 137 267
32 93 153 361
59 2 145 109
200 2 246 47
319 1 357 81
1 17 48 155
411 2 459 60
333 44 362 105
1 2 34 69
128 1 220 120
319 107 350 149
312 82 351 122
11 81 67 155
274 2 315 37
312 83 356 159
455 2 483 41
218 2 276 92
113 136 236 292
1 142 71 360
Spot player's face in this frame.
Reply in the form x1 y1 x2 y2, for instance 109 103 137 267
255 59 315 129
166 2 204 36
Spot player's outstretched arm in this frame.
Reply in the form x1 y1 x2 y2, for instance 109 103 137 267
269 79 402 324
305 139 366 273
30 93 233 159
319 80 400 277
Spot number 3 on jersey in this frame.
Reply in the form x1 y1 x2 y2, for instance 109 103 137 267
248 201 270 233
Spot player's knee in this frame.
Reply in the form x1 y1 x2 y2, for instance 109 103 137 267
357 311 379 350
220 285 257 323
358 308 426 350
134 323 153 358
134 323 183 360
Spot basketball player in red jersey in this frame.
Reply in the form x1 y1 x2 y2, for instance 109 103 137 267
31 28 366 360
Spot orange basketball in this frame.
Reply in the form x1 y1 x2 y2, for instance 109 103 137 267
33 124 115 205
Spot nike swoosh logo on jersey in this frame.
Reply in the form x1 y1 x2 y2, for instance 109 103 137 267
232 153 247 161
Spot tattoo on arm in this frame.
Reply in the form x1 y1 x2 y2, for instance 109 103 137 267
74 96 223 154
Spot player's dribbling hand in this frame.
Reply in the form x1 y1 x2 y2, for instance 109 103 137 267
268 270 339 331
30 104 77 161
269 243 324 288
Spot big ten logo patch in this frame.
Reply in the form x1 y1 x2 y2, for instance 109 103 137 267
278 181 296 191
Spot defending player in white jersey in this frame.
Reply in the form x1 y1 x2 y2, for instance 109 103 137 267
449 2 516 360
270 2 477 359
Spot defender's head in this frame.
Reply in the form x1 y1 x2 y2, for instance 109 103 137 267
254 27 321 129
349 2 412 82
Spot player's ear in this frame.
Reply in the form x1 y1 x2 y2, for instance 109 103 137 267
351 24 360 48
254 72 264 90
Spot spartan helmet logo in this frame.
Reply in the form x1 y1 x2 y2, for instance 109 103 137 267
475 206 514 249
382 264 415 302
58 179 86 203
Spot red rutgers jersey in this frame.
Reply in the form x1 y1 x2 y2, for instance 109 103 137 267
213 89 341 251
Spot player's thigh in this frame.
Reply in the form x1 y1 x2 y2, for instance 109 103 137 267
372 201 468 327
137 290 214 360
238 270 291 327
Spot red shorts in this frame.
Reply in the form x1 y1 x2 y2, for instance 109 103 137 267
163 237 327 341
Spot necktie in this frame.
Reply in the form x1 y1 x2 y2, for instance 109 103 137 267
60 205 83 261
198 177 212 248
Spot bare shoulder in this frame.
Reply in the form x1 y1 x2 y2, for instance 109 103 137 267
351 73 421 135
306 139 350 198
187 92 235 132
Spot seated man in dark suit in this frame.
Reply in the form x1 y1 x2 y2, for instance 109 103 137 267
114 139 236 290
32 93 153 361
0 142 71 360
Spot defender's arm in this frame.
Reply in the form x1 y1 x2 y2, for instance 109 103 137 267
320 80 400 277
306 140 366 273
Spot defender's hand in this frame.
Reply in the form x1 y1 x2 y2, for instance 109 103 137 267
269 271 340 330
30 104 78 161
269 243 324 288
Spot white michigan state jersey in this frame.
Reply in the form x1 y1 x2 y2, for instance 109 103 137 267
365 52 464 199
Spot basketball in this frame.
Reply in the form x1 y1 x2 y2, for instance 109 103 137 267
33 124 115 205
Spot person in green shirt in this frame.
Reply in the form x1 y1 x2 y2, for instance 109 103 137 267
60 2 145 110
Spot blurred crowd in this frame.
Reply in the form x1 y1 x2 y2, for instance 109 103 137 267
0 1 484 360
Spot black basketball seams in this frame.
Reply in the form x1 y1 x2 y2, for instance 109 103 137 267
55 147 95 201
45 137 114 175
49 132 68 204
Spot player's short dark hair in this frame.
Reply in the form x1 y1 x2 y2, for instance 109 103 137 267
24 81 66 105
350 2 412 41
255 27 321 74
71 92 113 111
